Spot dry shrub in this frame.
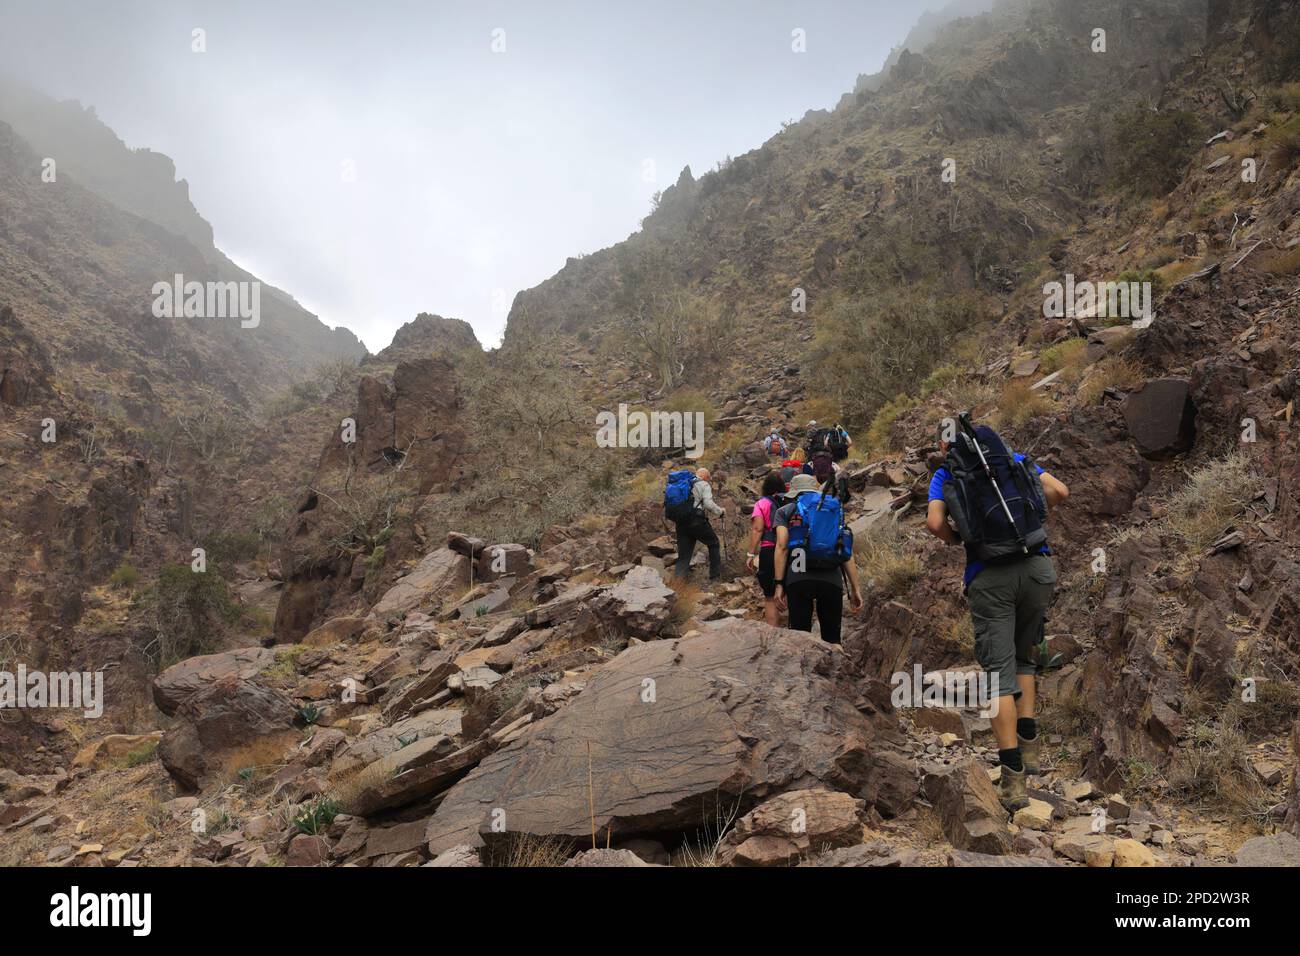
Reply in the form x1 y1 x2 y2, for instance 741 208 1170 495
483 832 574 867
1165 454 1262 550
854 520 921 599
1167 715 1273 823
1077 356 1145 405
996 379 1053 429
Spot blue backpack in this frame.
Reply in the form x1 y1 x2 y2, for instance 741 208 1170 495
663 470 699 521
789 490 853 569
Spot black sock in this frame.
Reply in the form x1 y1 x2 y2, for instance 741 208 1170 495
999 748 1024 773
1017 717 1037 741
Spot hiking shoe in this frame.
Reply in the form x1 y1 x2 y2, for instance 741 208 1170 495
997 765 1029 812
1018 733 1041 776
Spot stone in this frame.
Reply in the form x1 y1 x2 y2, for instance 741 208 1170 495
477 543 531 582
286 834 330 866
590 565 675 638
152 646 278 715
426 621 910 854
716 789 865 866
1234 832 1300 866
1122 378 1196 460
1013 798 1054 831
923 761 1012 856
563 848 659 867
371 548 471 619
1113 838 1156 867
948 850 1062 867
158 677 298 790
424 845 482 867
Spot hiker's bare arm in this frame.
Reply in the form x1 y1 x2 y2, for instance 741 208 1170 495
747 514 763 569
842 558 863 611
774 526 789 581
926 500 960 545
1040 471 1069 508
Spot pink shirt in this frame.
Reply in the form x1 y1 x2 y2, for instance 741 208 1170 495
753 496 776 548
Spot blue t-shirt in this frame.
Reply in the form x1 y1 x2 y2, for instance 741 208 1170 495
929 453 1050 586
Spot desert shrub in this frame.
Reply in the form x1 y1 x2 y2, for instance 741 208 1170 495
854 520 921 599
1165 454 1262 550
1109 107 1201 197
108 561 140 590
143 562 243 669
483 833 574 867
1167 715 1272 821
201 531 261 572
996 379 1052 429
1077 356 1145 405
1268 115 1300 169
1039 338 1088 378
812 290 985 429
863 393 918 453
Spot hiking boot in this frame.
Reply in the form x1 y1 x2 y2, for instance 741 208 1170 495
997 765 1029 812
1018 733 1042 775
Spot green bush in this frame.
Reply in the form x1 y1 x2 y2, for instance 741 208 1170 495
108 561 140 590
1109 108 1201 197
145 563 243 669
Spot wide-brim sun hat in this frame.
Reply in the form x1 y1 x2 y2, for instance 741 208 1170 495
784 474 821 498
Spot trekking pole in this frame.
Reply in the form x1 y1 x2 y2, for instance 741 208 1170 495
957 412 1028 556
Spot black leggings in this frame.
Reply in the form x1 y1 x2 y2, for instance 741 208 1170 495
786 580 844 644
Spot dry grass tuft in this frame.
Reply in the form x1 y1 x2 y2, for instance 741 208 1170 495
1165 454 1262 551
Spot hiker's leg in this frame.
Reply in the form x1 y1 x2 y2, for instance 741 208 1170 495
1014 555 1056 735
758 549 778 625
967 566 1020 751
786 584 814 632
673 521 695 579
763 598 779 627
816 581 843 644
698 522 721 579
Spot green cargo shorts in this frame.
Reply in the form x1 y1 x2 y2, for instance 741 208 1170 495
966 555 1057 701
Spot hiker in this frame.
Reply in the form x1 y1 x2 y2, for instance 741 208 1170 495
746 472 787 626
664 467 725 581
925 417 1069 811
779 454 803 488
806 421 852 463
762 430 788 458
773 474 862 644
804 446 852 504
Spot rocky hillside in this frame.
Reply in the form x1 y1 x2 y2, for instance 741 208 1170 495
3 0 1300 868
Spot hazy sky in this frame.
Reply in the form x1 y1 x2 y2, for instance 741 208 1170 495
0 0 960 351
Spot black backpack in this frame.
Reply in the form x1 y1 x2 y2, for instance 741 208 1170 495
808 426 849 462
941 426 1048 563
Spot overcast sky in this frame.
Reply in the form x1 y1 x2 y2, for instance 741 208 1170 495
0 0 960 351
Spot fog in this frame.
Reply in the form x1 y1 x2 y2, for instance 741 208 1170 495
0 0 970 350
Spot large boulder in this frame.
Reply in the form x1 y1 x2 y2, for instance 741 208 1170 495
425 620 910 854
1122 378 1195 459
152 646 278 716
158 677 298 790
371 548 470 620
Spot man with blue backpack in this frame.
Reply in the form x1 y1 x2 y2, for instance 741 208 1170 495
926 413 1069 811
773 473 862 644
664 467 726 582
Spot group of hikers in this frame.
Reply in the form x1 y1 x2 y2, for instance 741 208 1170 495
663 414 1070 811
